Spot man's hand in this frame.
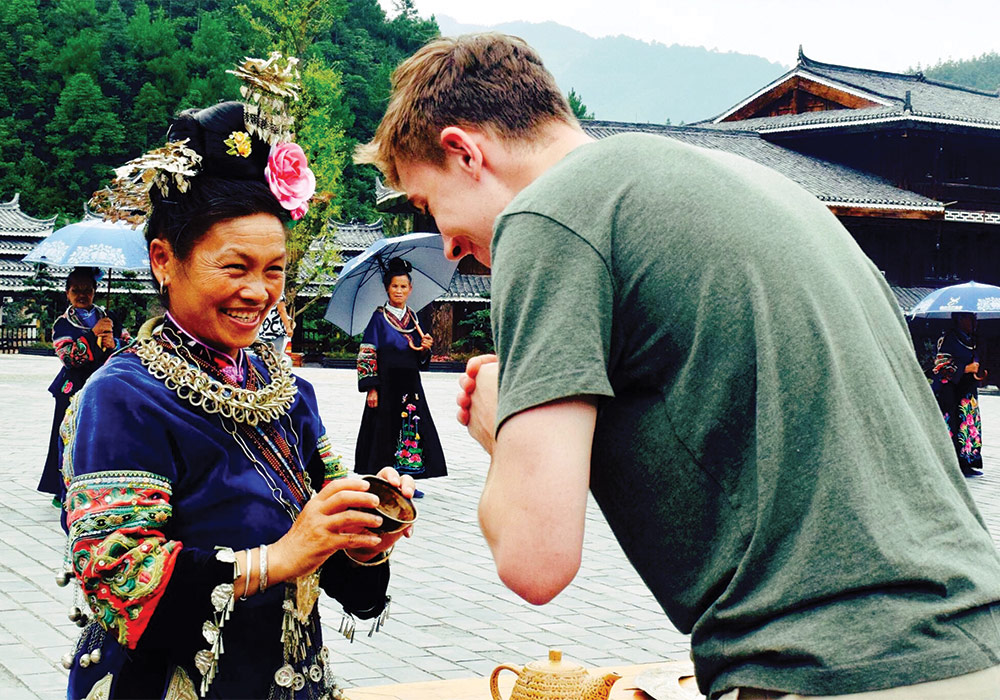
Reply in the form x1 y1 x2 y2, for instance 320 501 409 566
366 388 379 408
457 354 499 453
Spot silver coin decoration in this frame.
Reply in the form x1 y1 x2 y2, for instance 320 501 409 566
309 664 323 682
274 663 295 688
61 653 74 670
68 606 82 622
90 648 102 664
79 654 90 668
292 673 305 691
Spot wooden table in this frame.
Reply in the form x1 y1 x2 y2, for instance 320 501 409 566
348 659 701 700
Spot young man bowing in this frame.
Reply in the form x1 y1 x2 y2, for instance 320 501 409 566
357 33 1000 699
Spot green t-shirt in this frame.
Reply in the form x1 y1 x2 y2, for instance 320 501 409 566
490 133 1000 697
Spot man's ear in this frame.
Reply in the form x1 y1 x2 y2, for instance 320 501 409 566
439 127 484 179
148 237 174 287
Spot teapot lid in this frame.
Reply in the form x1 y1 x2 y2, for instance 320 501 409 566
524 649 587 675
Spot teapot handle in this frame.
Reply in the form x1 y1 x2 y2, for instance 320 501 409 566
489 664 521 700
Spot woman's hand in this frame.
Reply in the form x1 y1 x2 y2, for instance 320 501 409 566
366 388 379 408
343 467 416 562
267 478 383 584
93 318 114 350
420 333 433 351
965 361 980 375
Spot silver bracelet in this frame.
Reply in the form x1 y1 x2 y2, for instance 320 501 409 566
344 545 393 567
259 543 268 592
240 548 252 600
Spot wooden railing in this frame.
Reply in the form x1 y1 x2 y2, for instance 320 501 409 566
0 325 40 354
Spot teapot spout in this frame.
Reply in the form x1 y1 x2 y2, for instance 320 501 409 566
584 671 621 700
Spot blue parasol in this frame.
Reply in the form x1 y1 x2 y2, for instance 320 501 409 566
23 219 150 303
910 281 1000 320
324 232 459 336
23 219 149 270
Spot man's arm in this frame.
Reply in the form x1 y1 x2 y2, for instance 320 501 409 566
461 359 595 604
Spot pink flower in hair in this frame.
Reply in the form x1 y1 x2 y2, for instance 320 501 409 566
265 142 316 220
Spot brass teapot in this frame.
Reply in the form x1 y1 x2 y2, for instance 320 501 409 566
490 649 621 700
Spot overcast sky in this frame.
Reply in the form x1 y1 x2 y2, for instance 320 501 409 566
385 0 1000 74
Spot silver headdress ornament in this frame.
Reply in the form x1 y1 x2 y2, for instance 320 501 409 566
227 52 301 145
89 141 203 227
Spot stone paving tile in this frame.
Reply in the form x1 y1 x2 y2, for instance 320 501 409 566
3 355 1000 693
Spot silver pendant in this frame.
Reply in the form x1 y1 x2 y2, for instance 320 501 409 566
202 621 219 645
194 649 215 676
292 673 306 691
274 663 295 688
309 664 323 682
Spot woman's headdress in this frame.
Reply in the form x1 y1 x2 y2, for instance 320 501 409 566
89 52 315 225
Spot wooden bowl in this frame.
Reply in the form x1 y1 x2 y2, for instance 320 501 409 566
361 475 418 534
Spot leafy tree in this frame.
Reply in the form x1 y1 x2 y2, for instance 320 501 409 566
284 61 351 316
236 0 345 57
46 73 126 212
131 81 170 150
568 87 594 120
452 300 494 355
234 0 352 323
921 52 1000 93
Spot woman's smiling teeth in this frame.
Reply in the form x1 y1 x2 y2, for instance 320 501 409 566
224 309 261 323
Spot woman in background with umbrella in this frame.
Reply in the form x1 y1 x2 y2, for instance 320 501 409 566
931 311 988 477
37 266 130 503
355 257 446 495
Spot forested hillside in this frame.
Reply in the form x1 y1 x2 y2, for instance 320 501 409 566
0 0 438 222
920 52 1000 93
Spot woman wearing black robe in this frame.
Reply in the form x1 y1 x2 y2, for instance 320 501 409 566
931 312 987 477
354 259 446 490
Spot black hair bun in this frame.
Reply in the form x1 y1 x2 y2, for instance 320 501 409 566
387 257 413 274
166 101 269 180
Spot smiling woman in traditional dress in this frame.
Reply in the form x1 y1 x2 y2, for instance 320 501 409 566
354 257 447 496
58 59 413 700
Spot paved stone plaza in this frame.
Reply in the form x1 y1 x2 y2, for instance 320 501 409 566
1 354 999 699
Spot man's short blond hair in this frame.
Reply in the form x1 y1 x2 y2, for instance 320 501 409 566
355 33 577 189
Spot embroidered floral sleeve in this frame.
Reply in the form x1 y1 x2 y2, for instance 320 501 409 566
318 432 347 488
54 333 97 368
357 343 378 386
932 352 958 382
65 471 182 650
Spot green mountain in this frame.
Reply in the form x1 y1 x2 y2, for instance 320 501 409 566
436 16 788 124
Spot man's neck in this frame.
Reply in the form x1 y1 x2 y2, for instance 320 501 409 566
500 122 595 196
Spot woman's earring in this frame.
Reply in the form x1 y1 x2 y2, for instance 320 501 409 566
159 276 169 296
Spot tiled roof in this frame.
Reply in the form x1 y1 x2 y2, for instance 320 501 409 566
441 273 490 302
374 177 411 212
701 52 1000 133
327 219 385 251
0 239 43 254
581 121 943 210
0 194 56 235
890 285 937 313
